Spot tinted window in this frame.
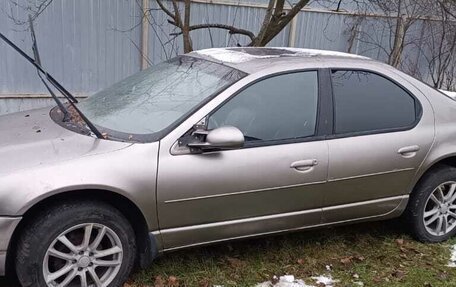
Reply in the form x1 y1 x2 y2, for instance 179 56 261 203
331 70 416 134
208 71 318 142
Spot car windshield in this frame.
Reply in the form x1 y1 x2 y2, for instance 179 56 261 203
77 56 244 136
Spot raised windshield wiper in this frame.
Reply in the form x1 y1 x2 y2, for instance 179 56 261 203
0 19 104 139
28 15 70 122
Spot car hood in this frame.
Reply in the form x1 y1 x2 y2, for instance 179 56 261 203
0 107 132 175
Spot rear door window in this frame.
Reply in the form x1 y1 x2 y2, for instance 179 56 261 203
331 70 417 135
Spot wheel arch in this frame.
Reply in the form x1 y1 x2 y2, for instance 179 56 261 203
5 189 158 277
412 154 456 193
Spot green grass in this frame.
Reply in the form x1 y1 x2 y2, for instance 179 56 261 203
128 220 456 287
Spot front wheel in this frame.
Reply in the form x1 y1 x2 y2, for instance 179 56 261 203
15 201 136 287
405 166 456 242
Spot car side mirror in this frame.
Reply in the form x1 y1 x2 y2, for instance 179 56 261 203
187 126 244 151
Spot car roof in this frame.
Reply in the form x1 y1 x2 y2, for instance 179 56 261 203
188 47 374 74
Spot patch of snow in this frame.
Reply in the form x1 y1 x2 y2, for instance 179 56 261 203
255 274 340 287
311 275 339 287
275 47 369 59
353 281 364 286
193 48 280 64
448 244 456 267
193 47 368 64
440 89 456 99
255 275 314 287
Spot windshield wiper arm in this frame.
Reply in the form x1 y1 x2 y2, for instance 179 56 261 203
0 21 104 139
28 15 70 121
0 32 78 104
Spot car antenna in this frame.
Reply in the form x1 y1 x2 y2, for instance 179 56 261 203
28 15 70 122
0 19 104 139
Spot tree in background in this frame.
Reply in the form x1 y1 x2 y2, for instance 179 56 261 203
336 0 456 90
336 0 427 68
154 0 311 52
417 5 456 89
3 0 53 25
439 0 456 19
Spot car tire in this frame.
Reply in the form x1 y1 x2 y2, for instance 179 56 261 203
15 200 136 287
405 165 456 242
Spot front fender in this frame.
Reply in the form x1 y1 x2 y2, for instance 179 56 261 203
0 142 160 230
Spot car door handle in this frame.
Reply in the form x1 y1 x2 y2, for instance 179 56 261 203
290 159 318 172
398 145 420 158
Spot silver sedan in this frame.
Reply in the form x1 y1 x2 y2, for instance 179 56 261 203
1 47 456 287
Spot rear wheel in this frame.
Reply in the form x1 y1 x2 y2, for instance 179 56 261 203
406 166 456 242
15 201 136 287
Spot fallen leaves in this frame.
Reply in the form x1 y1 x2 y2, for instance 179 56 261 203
339 255 365 265
148 275 180 287
340 257 352 265
397 238 424 257
153 276 164 287
168 276 178 286
391 270 406 279
225 256 246 269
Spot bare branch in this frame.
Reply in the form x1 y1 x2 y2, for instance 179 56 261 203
170 23 255 40
2 0 54 27
171 0 183 27
155 0 176 21
438 0 456 19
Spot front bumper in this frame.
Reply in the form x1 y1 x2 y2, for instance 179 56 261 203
0 217 21 276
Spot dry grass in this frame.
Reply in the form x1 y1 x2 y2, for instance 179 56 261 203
129 220 456 287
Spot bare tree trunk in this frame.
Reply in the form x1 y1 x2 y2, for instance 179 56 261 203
409 20 426 78
445 64 456 90
249 0 310 47
347 17 363 53
252 0 276 46
159 0 194 52
389 14 406 67
438 28 456 88
182 0 193 53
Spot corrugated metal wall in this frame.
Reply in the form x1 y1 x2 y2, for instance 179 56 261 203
0 0 451 115
0 0 141 114
0 0 141 93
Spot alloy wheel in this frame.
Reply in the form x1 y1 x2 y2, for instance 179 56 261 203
43 223 123 287
423 181 456 236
